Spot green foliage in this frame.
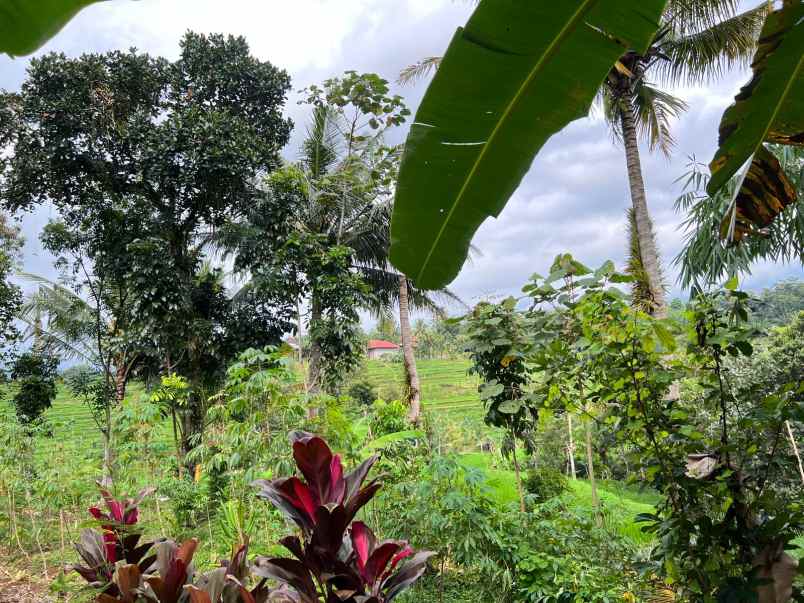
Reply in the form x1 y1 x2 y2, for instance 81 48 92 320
465 297 535 437
348 379 377 406
10 352 58 424
523 467 568 505
707 2 803 202
1 31 297 458
379 453 518 598
369 398 408 437
65 364 115 426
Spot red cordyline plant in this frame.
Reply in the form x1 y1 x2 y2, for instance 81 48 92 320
251 432 433 602
72 433 430 602
72 484 157 596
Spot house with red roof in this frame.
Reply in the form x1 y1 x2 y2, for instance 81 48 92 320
367 339 399 360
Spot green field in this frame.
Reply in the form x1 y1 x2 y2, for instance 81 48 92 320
5 359 481 454
360 358 482 419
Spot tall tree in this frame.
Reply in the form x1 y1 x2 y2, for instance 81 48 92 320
599 0 767 315
0 213 22 365
0 32 296 463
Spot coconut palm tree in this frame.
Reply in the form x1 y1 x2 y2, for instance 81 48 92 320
400 0 767 315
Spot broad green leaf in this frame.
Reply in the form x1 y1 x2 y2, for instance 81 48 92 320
497 399 522 414
389 0 668 289
0 0 107 57
708 2 804 196
724 275 739 291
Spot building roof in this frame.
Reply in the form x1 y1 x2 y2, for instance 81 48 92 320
367 339 399 350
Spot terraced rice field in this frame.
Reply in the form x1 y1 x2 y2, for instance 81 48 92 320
360 358 483 420
4 359 483 453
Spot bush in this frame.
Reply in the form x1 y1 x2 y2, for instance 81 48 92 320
10 352 58 424
370 398 408 436
524 466 568 504
348 380 377 406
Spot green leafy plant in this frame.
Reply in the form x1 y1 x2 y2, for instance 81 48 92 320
523 467 568 505
10 351 58 424
349 380 378 406
370 399 408 437
390 0 668 288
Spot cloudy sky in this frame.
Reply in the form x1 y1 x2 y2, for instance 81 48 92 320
1 0 801 311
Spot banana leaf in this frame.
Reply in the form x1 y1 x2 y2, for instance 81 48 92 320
0 0 107 57
720 144 798 243
389 0 668 289
708 1 803 221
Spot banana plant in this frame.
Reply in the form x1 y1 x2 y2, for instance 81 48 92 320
389 0 669 289
0 0 111 57
711 1 804 242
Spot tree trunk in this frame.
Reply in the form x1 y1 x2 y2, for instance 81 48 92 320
114 364 127 403
101 408 114 488
307 295 323 417
511 437 526 513
567 412 577 479
620 106 666 317
786 421 804 486
584 416 601 525
398 275 422 424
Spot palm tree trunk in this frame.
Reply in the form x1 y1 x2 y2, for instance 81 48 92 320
621 106 666 317
398 275 422 424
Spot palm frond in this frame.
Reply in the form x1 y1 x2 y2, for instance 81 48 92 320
655 4 768 86
663 0 741 35
631 83 688 157
397 57 442 86
301 105 342 180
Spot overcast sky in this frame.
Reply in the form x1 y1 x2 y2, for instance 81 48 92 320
1 0 801 312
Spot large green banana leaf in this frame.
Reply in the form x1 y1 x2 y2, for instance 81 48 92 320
708 2 803 209
0 0 107 57
389 0 668 289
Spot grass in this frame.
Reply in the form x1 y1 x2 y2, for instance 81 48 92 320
458 451 658 546
359 358 482 418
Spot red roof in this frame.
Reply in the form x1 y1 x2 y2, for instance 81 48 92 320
368 339 399 350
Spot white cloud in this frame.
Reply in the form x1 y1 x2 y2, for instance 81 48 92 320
1 0 800 312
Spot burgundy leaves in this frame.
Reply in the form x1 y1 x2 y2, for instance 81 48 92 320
253 432 380 535
71 434 430 602
72 485 156 596
252 433 432 603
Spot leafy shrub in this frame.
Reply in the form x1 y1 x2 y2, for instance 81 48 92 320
512 502 648 602
523 466 568 504
378 454 519 598
161 475 210 533
370 398 408 436
348 379 377 406
10 352 58 424
73 434 432 602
